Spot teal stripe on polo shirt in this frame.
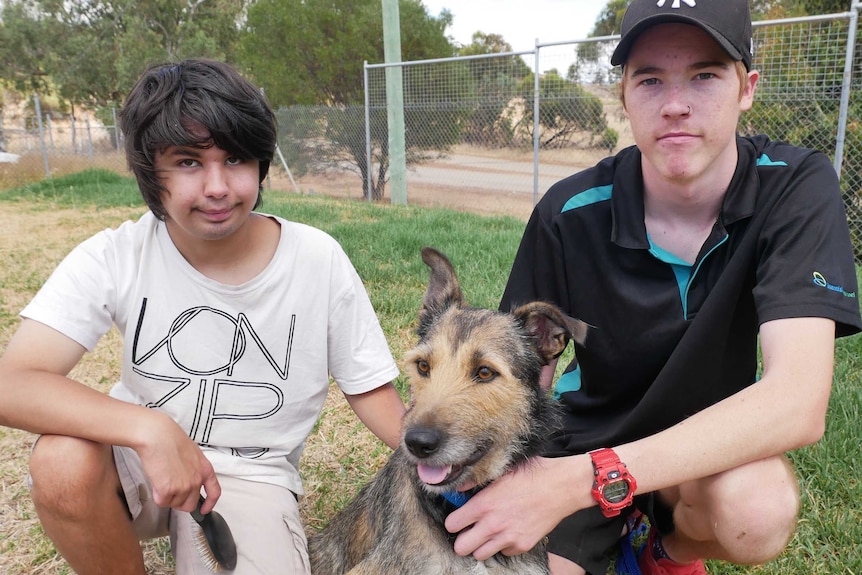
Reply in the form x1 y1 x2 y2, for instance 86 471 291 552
561 184 613 213
647 235 693 318
555 364 582 398
756 154 788 167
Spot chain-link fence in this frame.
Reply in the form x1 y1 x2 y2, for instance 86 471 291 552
0 95 124 190
0 96 121 161
4 9 862 258
353 9 862 257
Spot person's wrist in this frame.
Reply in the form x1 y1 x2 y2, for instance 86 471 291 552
127 406 177 452
543 454 597 516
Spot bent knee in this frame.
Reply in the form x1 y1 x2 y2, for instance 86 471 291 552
707 457 799 563
30 435 119 515
721 487 798 563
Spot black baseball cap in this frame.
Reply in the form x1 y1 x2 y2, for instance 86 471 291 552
610 0 753 70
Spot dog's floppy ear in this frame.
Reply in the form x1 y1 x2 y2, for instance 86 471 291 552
418 247 466 338
513 301 588 364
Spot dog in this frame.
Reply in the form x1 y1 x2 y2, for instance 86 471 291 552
309 247 587 575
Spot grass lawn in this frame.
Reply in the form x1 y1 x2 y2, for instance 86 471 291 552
0 169 859 574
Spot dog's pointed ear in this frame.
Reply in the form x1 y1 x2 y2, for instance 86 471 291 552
512 302 588 364
418 247 465 338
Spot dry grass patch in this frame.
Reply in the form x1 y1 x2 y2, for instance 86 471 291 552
0 152 127 192
0 200 394 573
0 202 178 574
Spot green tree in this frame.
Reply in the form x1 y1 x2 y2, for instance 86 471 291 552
239 0 462 200
0 0 246 111
459 32 516 57
751 0 852 18
590 0 628 36
0 0 57 93
458 32 532 148
239 0 453 107
55 0 245 106
517 70 608 149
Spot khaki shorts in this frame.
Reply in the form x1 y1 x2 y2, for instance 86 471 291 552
114 445 311 575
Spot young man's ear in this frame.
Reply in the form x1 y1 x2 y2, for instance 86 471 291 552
740 69 760 111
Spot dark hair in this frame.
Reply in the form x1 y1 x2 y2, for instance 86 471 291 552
118 59 277 220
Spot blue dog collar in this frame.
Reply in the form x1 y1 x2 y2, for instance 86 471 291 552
441 490 471 508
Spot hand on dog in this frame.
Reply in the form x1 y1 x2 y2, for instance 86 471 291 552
444 455 592 560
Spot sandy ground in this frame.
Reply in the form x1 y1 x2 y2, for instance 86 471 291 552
268 144 617 222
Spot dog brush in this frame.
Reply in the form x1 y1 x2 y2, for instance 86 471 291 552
191 495 238 572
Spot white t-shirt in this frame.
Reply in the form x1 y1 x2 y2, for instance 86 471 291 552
21 211 400 494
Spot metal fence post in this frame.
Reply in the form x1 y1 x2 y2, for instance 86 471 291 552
85 112 94 160
364 61 373 202
112 106 121 150
834 3 860 178
33 93 51 179
46 114 55 154
383 0 407 205
70 111 78 154
533 41 541 207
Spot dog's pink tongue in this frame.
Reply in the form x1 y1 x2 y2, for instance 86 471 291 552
417 463 452 485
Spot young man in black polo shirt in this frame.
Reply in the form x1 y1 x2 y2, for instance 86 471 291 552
444 1 862 574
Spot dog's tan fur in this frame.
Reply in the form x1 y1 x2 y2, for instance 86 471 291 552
309 247 586 575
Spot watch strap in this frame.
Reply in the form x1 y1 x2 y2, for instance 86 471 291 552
589 447 623 469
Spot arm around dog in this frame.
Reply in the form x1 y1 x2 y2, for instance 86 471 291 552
444 453 595 560
445 316 835 561
343 382 406 450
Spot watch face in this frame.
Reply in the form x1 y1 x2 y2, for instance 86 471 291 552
602 480 631 504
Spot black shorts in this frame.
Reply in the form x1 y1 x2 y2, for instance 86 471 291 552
545 493 675 575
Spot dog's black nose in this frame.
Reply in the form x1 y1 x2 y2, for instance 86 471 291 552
404 428 441 458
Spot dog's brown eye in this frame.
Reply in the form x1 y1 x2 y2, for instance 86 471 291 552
475 366 497 382
416 359 430 376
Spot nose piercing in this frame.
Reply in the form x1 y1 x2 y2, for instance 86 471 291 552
686 105 692 114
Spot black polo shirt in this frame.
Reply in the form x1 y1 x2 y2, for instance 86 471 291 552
500 135 862 455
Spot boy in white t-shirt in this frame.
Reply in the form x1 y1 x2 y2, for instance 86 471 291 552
0 58 405 574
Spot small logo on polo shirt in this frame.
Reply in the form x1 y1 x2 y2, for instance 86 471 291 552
813 272 856 298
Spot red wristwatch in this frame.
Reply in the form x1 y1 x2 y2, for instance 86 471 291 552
589 448 637 518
